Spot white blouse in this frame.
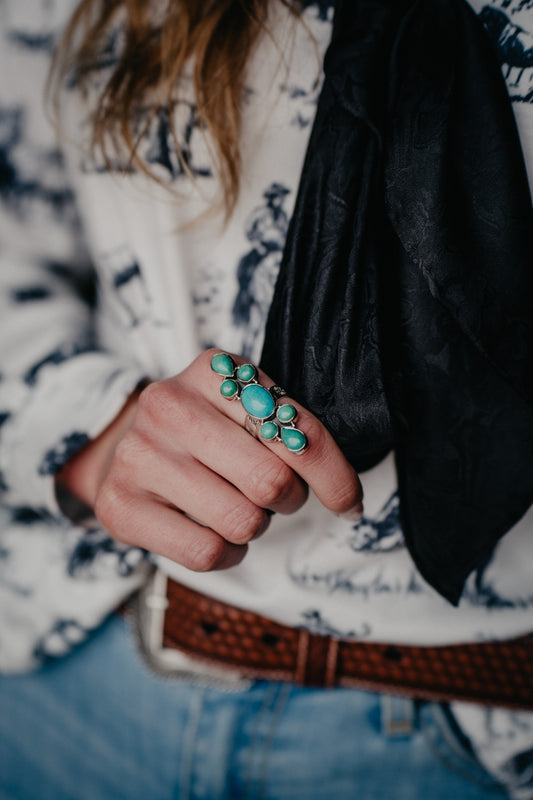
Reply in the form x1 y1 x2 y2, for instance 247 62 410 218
0 0 532 679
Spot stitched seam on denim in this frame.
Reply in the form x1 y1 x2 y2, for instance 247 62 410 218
177 687 206 800
421 705 507 792
256 683 293 800
243 682 281 799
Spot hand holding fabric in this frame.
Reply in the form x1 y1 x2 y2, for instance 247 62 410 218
57 349 363 571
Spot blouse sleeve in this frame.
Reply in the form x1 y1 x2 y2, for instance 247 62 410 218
0 2 147 517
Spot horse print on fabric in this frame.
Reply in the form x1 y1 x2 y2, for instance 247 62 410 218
232 182 291 359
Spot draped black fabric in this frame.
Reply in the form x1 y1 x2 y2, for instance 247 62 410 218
260 0 533 605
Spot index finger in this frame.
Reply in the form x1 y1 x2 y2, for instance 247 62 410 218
207 350 364 517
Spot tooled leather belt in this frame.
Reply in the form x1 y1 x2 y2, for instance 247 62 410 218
161 577 533 709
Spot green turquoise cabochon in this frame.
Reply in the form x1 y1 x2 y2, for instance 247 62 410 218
211 352 235 376
211 353 307 454
237 363 256 382
241 384 276 419
281 427 307 452
220 379 238 398
277 404 296 423
260 421 278 440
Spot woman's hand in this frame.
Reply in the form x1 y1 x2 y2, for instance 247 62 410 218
57 349 363 571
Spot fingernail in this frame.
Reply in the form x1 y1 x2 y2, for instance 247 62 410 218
338 502 364 522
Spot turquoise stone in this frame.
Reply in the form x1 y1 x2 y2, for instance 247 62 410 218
260 421 278 440
277 404 296 423
281 427 307 453
237 363 256 382
220 379 238 398
211 352 235 377
241 384 275 419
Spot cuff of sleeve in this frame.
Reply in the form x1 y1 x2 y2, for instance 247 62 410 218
0 353 148 517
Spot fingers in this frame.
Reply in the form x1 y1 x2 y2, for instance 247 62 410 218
276 409 364 517
177 412 309 515
135 376 309 515
118 440 274 545
93 347 364 576
95 482 247 571
201 349 364 517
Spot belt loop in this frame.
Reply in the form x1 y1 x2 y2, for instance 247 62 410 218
380 694 415 738
296 630 340 688
325 639 339 688
296 629 310 684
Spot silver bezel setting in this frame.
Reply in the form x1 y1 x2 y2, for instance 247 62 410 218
211 355 308 453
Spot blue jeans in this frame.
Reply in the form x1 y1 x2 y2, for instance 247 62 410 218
0 615 507 800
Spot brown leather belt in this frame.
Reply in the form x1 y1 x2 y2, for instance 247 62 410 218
162 578 533 709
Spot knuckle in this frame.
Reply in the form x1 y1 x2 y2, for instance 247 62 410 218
138 379 200 432
225 504 266 544
112 430 147 470
249 459 293 508
94 478 130 540
186 535 227 572
137 380 175 423
93 481 117 528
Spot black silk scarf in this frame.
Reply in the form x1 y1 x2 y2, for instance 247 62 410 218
260 0 533 604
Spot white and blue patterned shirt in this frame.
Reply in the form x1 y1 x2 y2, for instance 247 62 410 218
0 0 532 673
2 3 533 794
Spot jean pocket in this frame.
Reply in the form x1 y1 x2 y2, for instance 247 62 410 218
419 702 507 794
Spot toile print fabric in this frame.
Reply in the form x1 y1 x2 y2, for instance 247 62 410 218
0 1 533 789
1 0 533 666
0 0 532 793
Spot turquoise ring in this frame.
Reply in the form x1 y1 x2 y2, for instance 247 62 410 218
211 352 308 454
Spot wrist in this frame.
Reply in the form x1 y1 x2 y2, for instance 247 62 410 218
55 388 141 511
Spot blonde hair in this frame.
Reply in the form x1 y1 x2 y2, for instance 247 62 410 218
52 0 300 217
